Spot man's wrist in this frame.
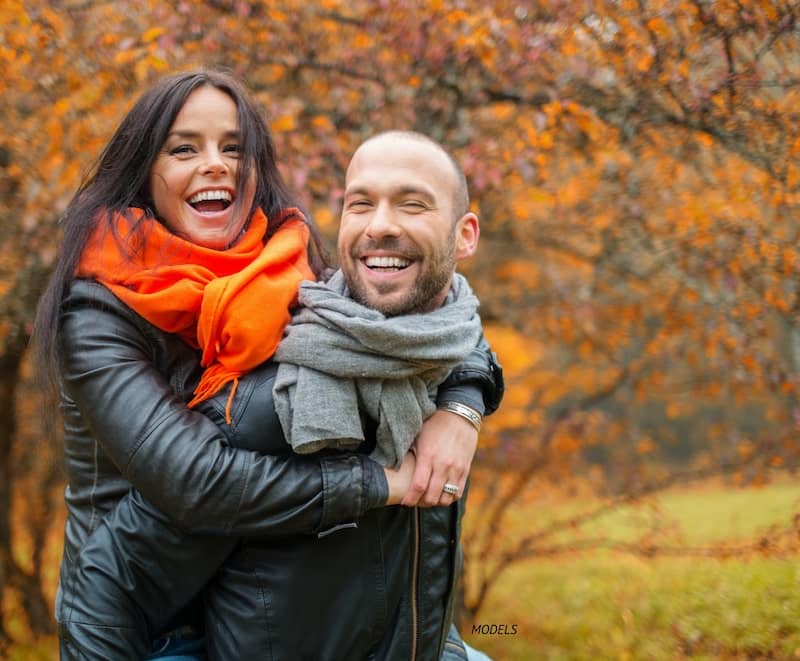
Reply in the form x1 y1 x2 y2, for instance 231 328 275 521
438 400 482 432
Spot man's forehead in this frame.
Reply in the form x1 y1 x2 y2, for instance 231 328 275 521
345 136 455 192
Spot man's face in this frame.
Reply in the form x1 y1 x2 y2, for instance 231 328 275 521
338 136 473 316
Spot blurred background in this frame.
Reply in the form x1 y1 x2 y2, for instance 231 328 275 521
2 1 800 658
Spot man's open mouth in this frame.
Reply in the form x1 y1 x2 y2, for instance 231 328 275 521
363 256 411 272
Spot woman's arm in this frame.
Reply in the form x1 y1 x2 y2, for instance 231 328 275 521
59 281 386 535
59 380 415 661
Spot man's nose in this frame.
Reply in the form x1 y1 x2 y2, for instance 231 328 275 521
364 201 401 239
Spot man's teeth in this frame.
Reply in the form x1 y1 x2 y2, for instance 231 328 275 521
365 256 411 269
187 190 233 204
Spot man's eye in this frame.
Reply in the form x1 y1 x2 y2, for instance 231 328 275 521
402 201 427 210
349 200 372 208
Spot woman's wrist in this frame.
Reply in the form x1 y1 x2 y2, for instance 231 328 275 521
362 457 389 510
383 450 417 505
384 468 404 505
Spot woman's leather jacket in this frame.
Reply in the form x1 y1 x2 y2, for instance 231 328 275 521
55 279 503 660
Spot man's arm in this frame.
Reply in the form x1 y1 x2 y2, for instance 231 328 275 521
403 336 504 506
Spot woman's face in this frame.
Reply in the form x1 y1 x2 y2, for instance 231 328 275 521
149 85 255 249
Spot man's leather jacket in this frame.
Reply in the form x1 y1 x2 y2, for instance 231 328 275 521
56 279 503 660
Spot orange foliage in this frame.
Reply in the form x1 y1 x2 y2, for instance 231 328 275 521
2 0 800 640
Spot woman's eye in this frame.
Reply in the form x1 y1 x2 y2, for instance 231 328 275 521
169 144 195 155
223 143 243 155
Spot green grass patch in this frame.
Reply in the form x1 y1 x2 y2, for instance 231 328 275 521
464 479 800 660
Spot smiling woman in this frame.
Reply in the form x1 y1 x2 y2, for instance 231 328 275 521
149 86 255 249
30 68 340 659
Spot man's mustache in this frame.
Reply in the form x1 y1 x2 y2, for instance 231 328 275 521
352 239 421 260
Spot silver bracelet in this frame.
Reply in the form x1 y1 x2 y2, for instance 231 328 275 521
438 401 482 432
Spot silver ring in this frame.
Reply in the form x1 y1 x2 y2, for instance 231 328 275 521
442 483 459 496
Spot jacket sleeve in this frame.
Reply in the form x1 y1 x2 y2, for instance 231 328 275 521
59 282 386 536
59 489 235 660
436 334 505 416
59 451 384 660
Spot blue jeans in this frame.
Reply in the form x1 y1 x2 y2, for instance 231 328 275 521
145 634 206 660
442 623 494 661
145 626 489 661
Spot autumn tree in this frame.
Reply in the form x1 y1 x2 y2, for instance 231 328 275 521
1 0 799 644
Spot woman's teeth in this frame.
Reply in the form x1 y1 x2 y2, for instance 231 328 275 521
187 190 233 212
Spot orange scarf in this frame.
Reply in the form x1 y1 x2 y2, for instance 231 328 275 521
77 207 314 419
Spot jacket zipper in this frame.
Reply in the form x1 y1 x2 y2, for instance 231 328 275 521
410 507 421 661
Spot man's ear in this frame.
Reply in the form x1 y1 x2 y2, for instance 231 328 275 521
454 212 479 261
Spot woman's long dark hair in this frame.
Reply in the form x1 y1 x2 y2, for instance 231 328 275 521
33 67 329 389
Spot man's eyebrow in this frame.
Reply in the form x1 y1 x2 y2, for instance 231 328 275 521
394 185 435 200
343 186 371 198
344 185 436 199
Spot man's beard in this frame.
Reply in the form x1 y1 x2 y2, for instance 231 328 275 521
344 237 456 317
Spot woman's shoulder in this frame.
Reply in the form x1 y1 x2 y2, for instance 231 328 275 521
61 278 202 398
62 278 164 343
65 278 127 312
61 278 185 353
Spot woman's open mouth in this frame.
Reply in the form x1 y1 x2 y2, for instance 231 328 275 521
187 189 233 213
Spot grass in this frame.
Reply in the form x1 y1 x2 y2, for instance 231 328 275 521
463 478 800 660
469 553 800 660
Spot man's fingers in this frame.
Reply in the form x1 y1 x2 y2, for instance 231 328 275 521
406 409 478 506
422 463 465 507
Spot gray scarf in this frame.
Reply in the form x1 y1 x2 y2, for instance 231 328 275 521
273 270 482 467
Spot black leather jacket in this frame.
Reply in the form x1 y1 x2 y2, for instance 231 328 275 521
55 280 503 660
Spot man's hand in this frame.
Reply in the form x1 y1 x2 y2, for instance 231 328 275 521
401 409 478 507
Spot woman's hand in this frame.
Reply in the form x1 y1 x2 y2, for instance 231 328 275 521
384 450 417 505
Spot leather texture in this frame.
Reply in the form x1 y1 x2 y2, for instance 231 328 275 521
55 279 504 660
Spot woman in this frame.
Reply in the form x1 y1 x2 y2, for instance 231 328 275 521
35 69 502 660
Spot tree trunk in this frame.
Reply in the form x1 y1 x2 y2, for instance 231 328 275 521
0 330 23 645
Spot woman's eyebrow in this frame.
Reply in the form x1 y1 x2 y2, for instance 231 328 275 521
165 129 241 139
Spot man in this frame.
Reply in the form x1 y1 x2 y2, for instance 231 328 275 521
273 130 496 660
58 131 502 661
300 130 486 508
337 131 496 659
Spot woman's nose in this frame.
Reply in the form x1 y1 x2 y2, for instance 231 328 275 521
201 147 228 176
